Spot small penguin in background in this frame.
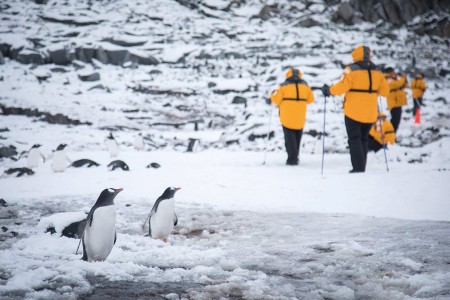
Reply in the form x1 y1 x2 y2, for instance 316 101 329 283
71 159 100 168
26 144 46 168
142 187 180 242
51 144 71 173
76 188 123 262
134 133 144 151
105 132 119 158
107 160 129 171
146 162 161 169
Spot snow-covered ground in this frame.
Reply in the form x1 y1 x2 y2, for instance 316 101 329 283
1 0 450 299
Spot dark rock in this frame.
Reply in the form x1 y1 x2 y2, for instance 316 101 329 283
34 0 49 4
78 72 100 82
17 51 45 65
0 51 4 64
129 52 159 65
297 18 321 28
1 226 7 232
95 47 109 64
50 67 68 73
75 47 96 63
49 48 74 65
0 43 11 57
208 82 217 88
337 2 355 25
40 14 102 26
0 145 17 158
0 199 6 207
102 38 147 47
62 219 85 239
149 69 162 75
439 68 450 77
106 49 130 66
232 96 247 106
305 129 321 138
255 4 279 21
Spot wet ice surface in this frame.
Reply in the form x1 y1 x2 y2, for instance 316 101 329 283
1 196 450 299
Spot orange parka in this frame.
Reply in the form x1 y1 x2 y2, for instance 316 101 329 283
369 116 396 145
330 46 389 123
387 74 407 110
270 68 315 130
411 74 426 99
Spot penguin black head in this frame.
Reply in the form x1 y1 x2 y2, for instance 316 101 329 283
56 144 67 151
32 144 42 149
95 188 123 206
158 187 181 201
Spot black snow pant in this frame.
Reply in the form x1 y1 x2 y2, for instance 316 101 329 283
345 116 372 172
390 107 402 133
368 135 383 153
282 126 303 165
413 98 423 116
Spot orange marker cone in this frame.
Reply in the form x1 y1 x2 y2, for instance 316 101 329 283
414 108 421 124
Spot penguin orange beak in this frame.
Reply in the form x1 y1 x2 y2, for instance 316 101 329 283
116 188 123 193
175 187 181 191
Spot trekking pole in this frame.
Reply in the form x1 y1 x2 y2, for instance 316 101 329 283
262 104 274 165
378 98 389 172
321 96 327 175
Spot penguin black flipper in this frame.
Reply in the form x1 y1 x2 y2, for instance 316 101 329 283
114 231 117 245
173 213 178 226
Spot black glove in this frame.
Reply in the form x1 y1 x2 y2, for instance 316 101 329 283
321 84 331 97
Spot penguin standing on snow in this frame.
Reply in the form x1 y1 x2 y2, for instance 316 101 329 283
26 144 46 168
76 188 123 262
143 187 180 242
51 144 71 173
105 132 120 158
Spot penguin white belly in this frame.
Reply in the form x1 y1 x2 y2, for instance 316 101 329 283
150 200 175 240
51 151 67 172
27 149 41 168
85 206 116 262
106 140 119 158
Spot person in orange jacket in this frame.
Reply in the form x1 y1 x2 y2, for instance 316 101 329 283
270 68 315 165
385 67 407 132
411 72 426 116
322 45 389 173
368 113 396 152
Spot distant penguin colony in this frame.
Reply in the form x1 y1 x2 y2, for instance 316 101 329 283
105 132 120 158
51 144 71 173
107 160 130 171
71 159 100 168
26 144 45 168
77 188 123 262
143 187 180 242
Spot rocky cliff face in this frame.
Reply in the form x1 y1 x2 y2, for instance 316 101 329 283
332 0 450 38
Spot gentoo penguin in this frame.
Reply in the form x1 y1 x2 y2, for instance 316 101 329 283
143 187 180 242
77 188 123 262
71 159 100 168
2 167 35 177
134 133 144 151
146 162 161 169
105 132 119 158
107 160 129 171
27 144 46 168
51 144 71 172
